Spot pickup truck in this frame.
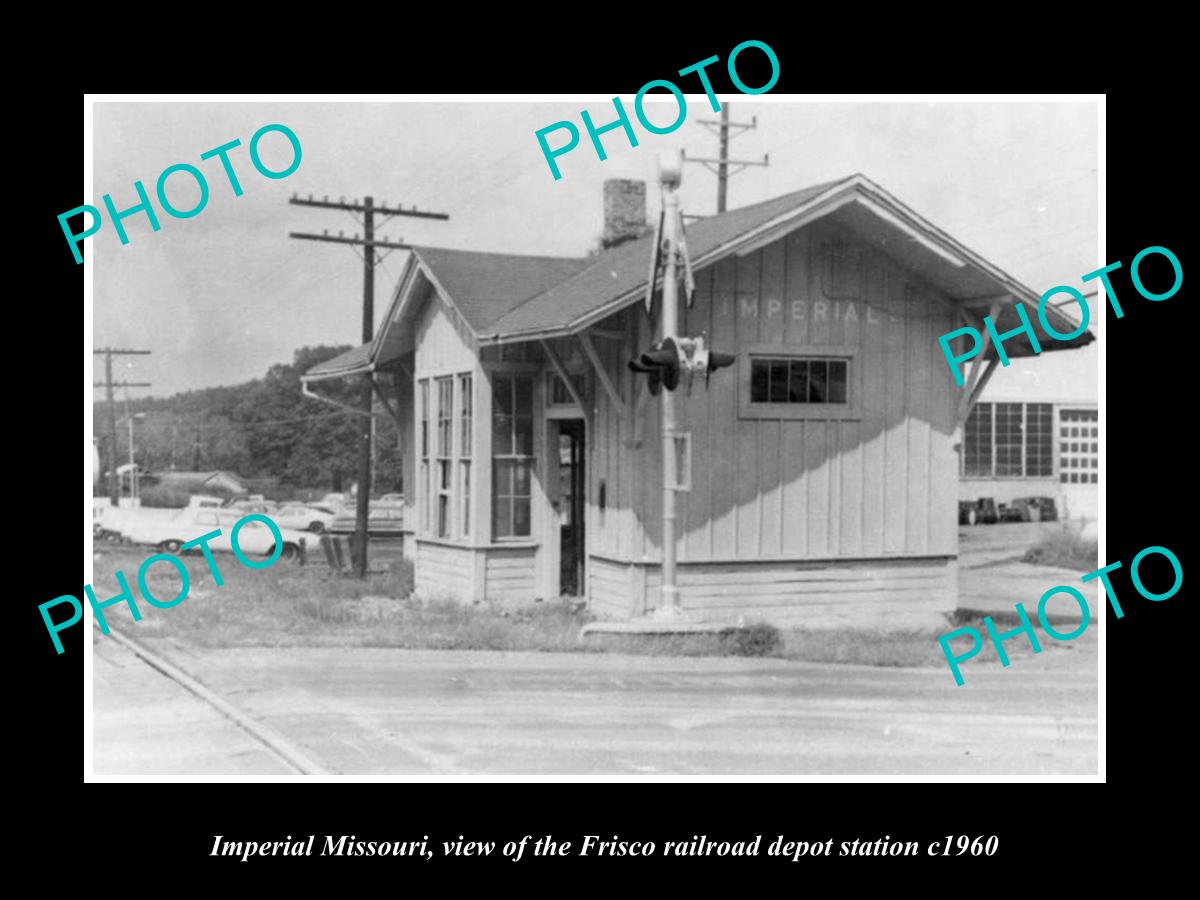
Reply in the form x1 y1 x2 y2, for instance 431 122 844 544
119 506 311 562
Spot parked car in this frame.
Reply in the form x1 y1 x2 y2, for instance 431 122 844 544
328 504 405 537
187 494 226 509
377 493 405 504
959 497 999 526
119 506 310 562
272 504 337 534
223 495 279 514
320 492 349 510
1004 496 1058 523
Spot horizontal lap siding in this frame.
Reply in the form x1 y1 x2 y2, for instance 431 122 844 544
648 557 956 629
485 547 537 604
415 541 474 601
587 557 634 619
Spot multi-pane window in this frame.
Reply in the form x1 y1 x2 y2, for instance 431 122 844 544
963 401 993 477
1059 408 1098 484
435 377 453 538
459 374 472 537
750 357 849 404
994 402 1024 476
492 373 534 538
460 374 473 457
1025 404 1053 477
962 402 1054 478
419 379 430 532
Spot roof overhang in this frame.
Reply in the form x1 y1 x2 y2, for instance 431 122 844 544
301 254 425 385
300 342 376 383
475 175 1092 357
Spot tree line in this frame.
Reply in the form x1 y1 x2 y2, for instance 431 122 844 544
93 345 402 496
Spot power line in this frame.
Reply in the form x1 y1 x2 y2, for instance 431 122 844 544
683 103 769 213
289 193 449 577
125 410 359 428
93 348 151 507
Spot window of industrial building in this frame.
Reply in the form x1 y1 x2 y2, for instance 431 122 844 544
459 374 472 537
963 402 992 477
750 357 849 404
492 373 534 538
962 402 1054 478
436 377 454 538
1059 408 1098 484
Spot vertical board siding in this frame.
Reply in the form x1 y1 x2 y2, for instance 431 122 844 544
583 216 960 583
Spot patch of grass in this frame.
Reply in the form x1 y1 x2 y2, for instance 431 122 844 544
1022 523 1097 571
90 547 588 652
88 548 1094 668
585 623 783 658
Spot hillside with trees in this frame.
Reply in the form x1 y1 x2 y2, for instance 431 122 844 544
93 345 402 498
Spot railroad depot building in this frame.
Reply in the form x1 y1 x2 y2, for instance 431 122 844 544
303 174 1092 627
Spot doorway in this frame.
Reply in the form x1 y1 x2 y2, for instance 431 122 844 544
555 420 586 596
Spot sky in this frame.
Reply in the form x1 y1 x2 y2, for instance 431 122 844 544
90 98 1099 399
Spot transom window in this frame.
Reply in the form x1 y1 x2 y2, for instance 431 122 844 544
750 357 848 404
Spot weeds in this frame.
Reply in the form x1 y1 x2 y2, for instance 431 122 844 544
1022 523 1098 571
89 548 1094 667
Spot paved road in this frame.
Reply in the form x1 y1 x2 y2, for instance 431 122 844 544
96 637 1097 777
93 634 296 776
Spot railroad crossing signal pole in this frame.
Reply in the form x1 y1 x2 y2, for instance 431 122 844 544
289 194 449 577
659 156 682 613
93 348 151 506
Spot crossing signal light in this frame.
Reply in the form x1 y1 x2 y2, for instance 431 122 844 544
629 337 682 394
706 350 736 374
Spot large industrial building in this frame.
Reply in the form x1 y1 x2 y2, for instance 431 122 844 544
303 174 1093 627
959 292 1098 523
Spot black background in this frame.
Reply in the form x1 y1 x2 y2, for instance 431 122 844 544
18 23 1188 886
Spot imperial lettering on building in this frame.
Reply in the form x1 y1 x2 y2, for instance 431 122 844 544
302 174 1092 627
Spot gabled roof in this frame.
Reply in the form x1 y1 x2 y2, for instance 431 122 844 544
305 342 374 379
412 247 590 332
304 173 1092 383
479 174 1089 350
484 178 850 339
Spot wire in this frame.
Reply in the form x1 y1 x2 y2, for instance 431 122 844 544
124 410 358 428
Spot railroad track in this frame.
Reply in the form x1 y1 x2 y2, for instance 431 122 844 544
99 625 331 775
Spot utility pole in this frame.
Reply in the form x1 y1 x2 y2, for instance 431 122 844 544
682 103 769 214
289 194 449 577
93 348 151 506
